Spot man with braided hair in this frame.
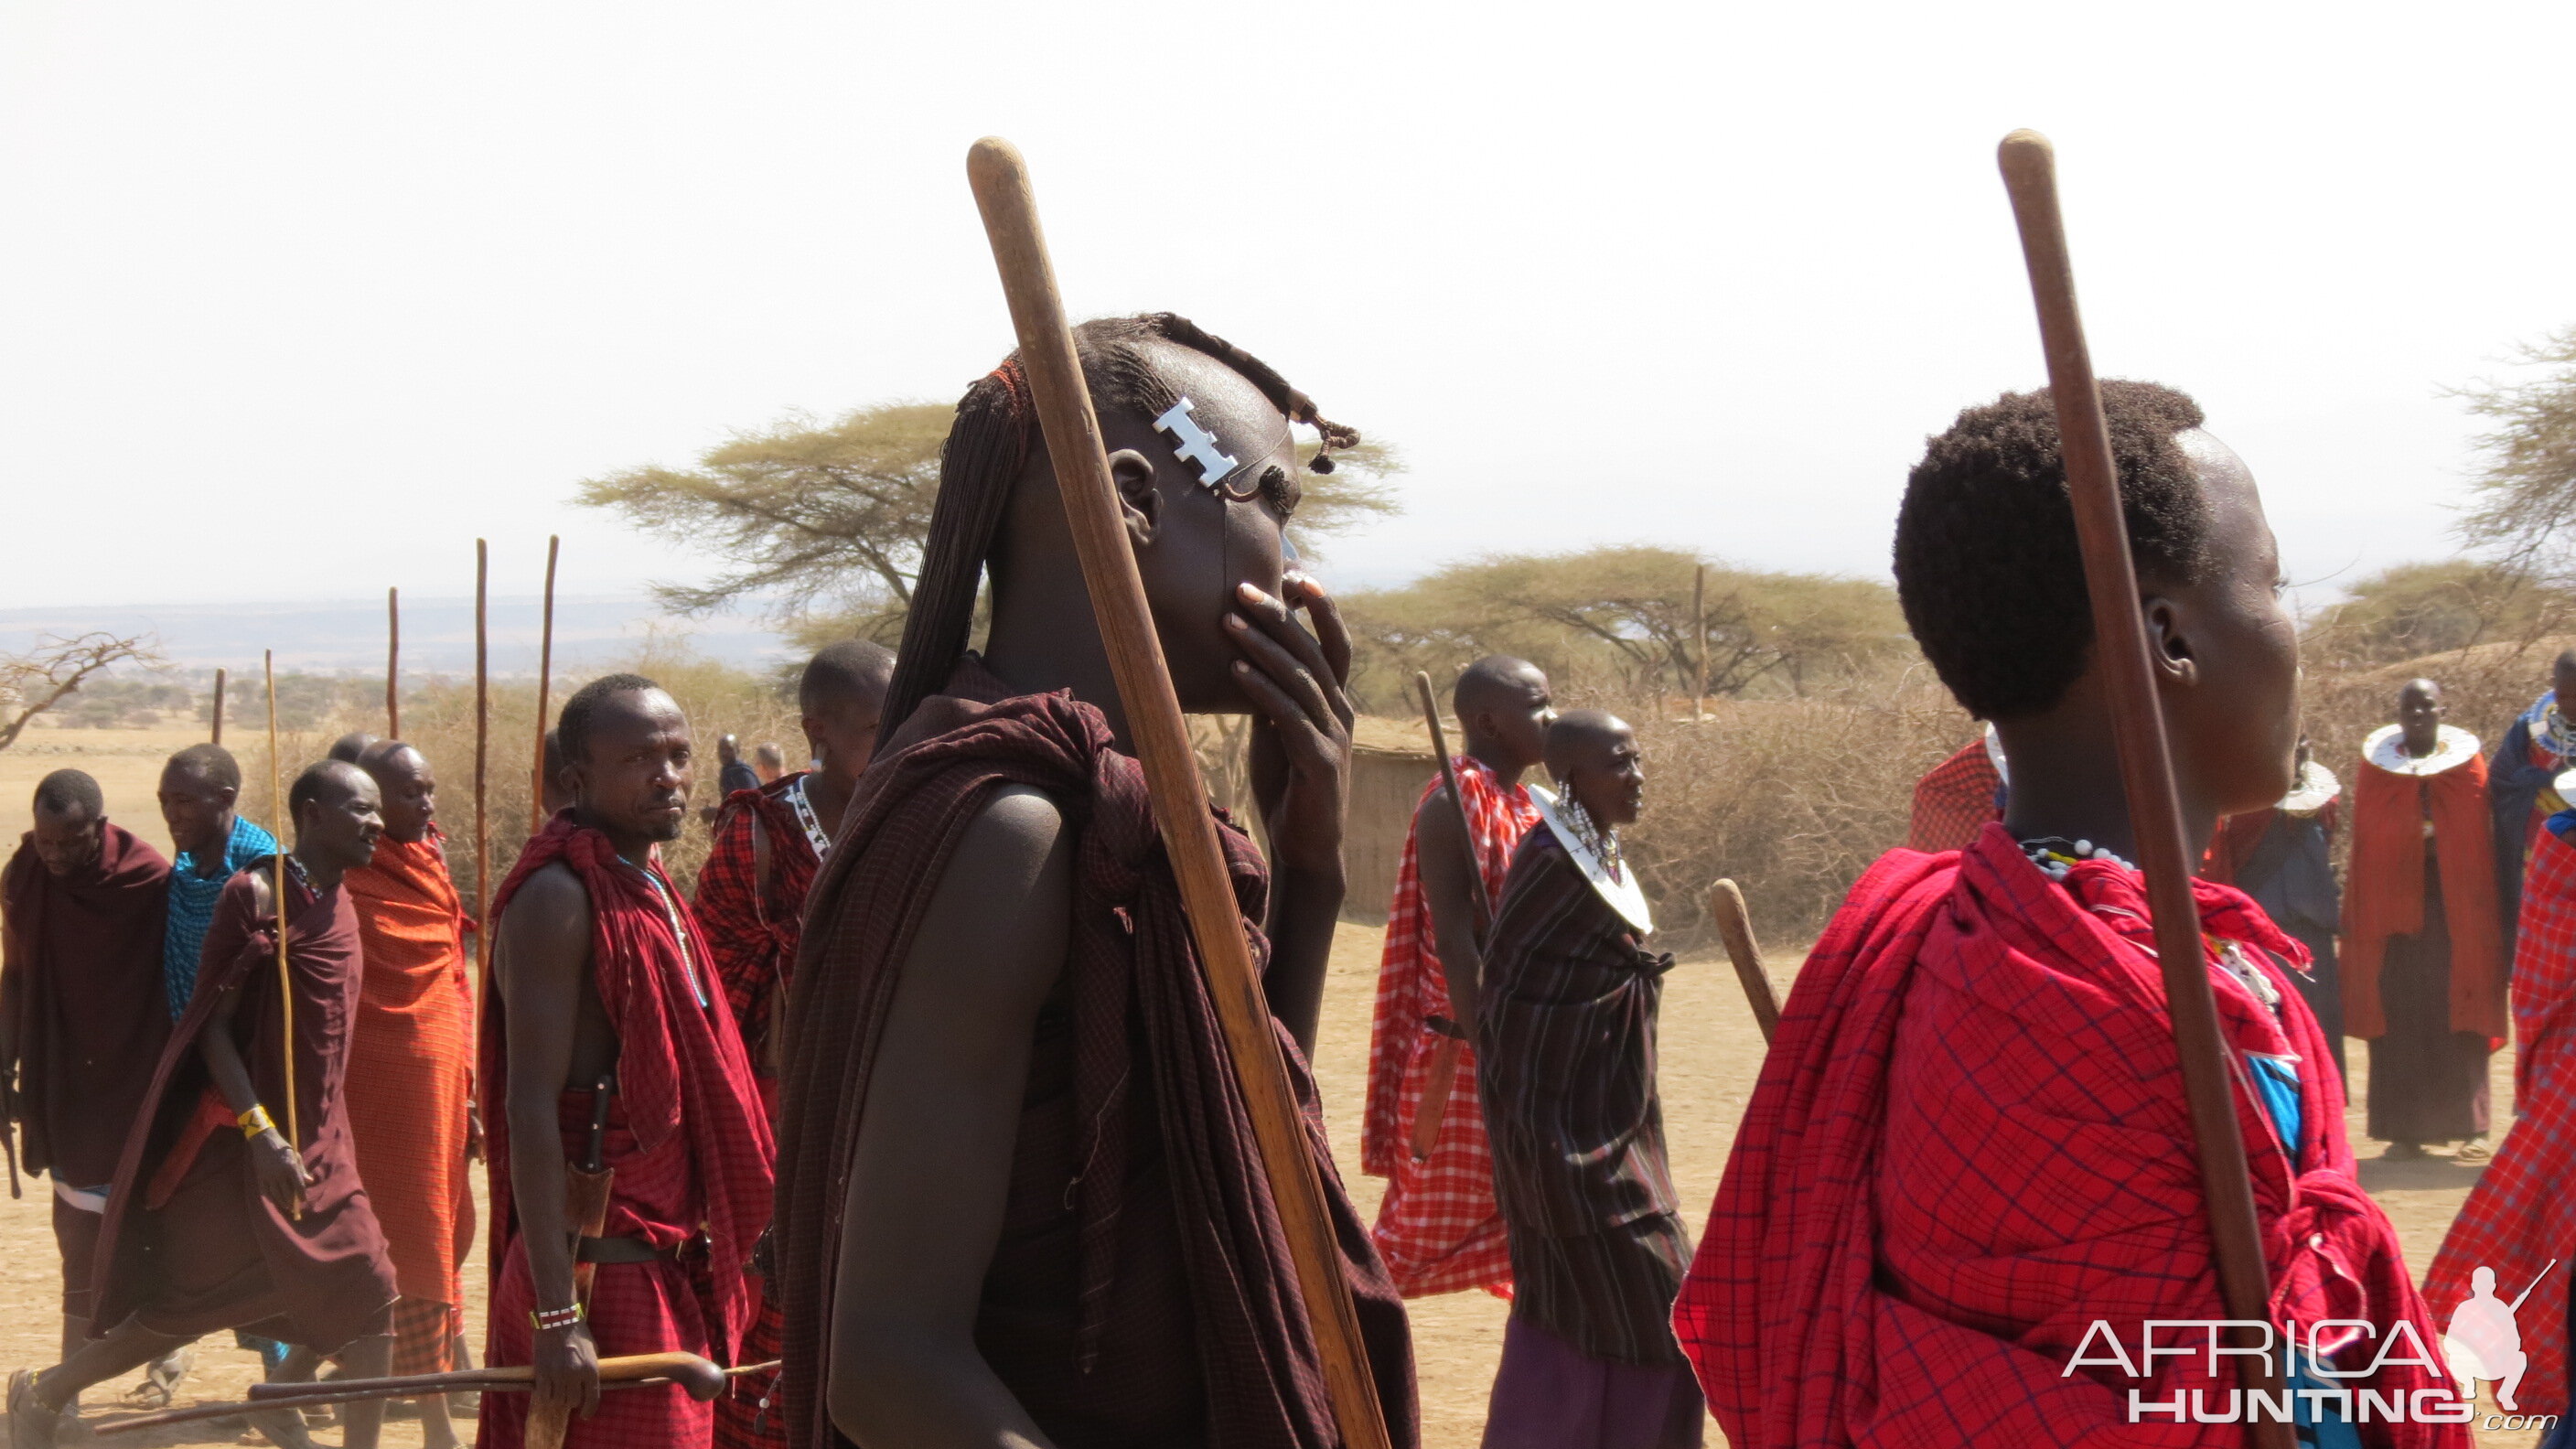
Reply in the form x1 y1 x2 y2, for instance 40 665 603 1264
693 639 891 1448
1362 655 1551 1299
770 315 1417 1448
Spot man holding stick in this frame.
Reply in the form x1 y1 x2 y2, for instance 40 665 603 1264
1675 384 2457 1445
345 739 478 1448
769 314 1415 1448
483 674 774 1449
1362 656 1550 1299
9 761 401 1449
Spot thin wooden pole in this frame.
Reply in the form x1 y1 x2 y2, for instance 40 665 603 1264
1998 128 2288 1447
475 541 492 1001
1706 879 1780 1045
263 650 299 1218
385 586 402 739
1691 564 1707 719
966 135 1391 1449
210 667 227 745
1406 671 1493 1163
531 535 559 831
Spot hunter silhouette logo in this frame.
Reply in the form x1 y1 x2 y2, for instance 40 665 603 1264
2444 1261 2557 1412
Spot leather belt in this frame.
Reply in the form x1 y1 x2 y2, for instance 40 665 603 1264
574 1235 669 1264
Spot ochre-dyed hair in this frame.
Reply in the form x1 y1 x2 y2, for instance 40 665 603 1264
1893 381 2214 722
878 314 1356 741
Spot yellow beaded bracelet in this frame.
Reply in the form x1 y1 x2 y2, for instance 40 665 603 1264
237 1104 275 1138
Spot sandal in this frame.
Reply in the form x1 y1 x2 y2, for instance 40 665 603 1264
123 1344 193 1410
10 1369 61 1449
2458 1140 2493 1164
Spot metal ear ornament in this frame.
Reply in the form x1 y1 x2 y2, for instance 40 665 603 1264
1153 397 1240 491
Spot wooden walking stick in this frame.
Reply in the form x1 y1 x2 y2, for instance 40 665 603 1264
385 585 402 738
94 1354 767 1434
1998 128 2290 1445
1407 670 1492 1162
531 534 560 830
966 135 1392 1449
263 650 300 1218
210 667 227 745
476 540 492 999
1691 564 1708 720
1705 879 1781 1045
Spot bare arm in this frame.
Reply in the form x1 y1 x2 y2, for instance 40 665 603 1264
199 870 310 1214
1412 794 1487 1029
828 785 1072 1449
495 864 604 1422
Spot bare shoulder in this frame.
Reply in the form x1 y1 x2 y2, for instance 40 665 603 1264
900 784 1072 1010
497 861 591 967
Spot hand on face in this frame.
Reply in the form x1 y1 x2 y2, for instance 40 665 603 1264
1231 574 1356 875
30 807 105 877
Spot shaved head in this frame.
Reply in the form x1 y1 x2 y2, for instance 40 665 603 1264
1450 655 1553 782
32 768 102 821
2553 649 2576 703
801 639 896 715
1454 655 1542 717
1544 709 1630 779
358 739 436 843
291 758 372 816
327 732 377 765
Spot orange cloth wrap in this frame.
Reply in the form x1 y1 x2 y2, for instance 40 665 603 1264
2343 751 2508 1043
342 832 476 1310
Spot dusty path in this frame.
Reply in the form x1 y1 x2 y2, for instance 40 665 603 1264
0 728 2547 1444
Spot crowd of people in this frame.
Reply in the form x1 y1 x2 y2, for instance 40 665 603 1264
5 317 2572 1449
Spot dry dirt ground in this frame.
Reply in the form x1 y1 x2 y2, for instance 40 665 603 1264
0 725 2551 1446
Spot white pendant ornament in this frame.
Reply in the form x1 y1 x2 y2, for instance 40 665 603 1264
1152 397 1240 489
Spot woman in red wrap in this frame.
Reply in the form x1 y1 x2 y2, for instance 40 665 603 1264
484 674 775 1449
1676 382 2464 1448
2344 680 2507 1161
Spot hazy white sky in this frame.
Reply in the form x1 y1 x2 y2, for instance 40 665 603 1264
5 1 2572 623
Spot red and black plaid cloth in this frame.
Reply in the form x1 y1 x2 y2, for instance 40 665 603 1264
1676 823 2464 1448
1905 736 2002 853
770 663 1417 1449
1360 754 1538 1299
2426 819 2576 1419
478 818 776 1367
693 773 824 1082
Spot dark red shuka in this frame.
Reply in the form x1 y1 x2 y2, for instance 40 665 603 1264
772 664 1418 1449
1675 824 2464 1449
3 822 170 1187
91 864 397 1354
477 816 774 1449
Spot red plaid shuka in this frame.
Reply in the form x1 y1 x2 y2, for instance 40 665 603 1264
1905 735 2002 853
478 817 776 1449
1361 756 1540 1299
2424 819 2576 1418
1676 823 2465 1448
693 773 825 1095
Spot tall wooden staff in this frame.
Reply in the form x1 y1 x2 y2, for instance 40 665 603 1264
530 535 560 831
475 541 493 995
1691 564 1707 719
210 667 227 745
385 587 402 738
1705 878 1781 1045
263 650 300 1217
965 135 1392 1449
1997 129 2288 1445
1406 671 1490 1161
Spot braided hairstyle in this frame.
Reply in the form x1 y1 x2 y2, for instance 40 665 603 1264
877 314 1356 740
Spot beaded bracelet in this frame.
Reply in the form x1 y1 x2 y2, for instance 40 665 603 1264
237 1104 276 1139
531 1302 586 1333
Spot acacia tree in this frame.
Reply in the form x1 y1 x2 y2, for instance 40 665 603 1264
1337 545 1908 710
0 632 163 752
2458 326 2576 572
579 401 1401 641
